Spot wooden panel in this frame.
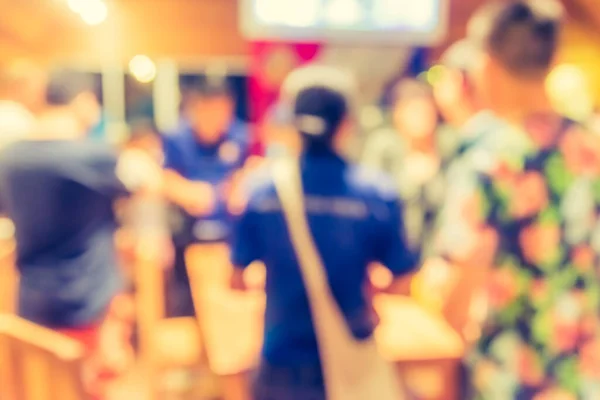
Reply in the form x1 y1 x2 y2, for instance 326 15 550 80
0 0 489 64
0 0 248 65
1 0 596 65
0 315 87 400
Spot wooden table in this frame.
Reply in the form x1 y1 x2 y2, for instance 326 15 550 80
375 295 464 400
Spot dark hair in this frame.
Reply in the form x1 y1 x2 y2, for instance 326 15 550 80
293 86 348 151
391 78 433 106
186 76 233 99
46 68 98 106
469 0 562 78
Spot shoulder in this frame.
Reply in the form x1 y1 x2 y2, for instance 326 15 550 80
0 102 35 146
0 141 26 167
346 165 399 202
242 164 278 210
77 141 119 163
226 120 251 146
161 129 188 146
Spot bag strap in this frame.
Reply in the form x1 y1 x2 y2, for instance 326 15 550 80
272 159 330 293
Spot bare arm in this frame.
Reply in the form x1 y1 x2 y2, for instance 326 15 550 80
441 226 498 342
163 169 215 216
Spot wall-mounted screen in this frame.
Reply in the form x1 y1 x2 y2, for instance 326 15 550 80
240 0 448 44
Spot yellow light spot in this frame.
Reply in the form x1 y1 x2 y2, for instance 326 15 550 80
129 55 157 83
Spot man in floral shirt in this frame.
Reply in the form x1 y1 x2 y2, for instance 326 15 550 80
438 1 600 399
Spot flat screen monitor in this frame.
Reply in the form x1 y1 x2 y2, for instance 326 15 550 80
240 0 449 45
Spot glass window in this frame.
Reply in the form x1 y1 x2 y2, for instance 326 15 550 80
125 74 155 123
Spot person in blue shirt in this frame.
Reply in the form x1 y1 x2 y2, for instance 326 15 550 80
230 66 418 400
162 78 250 319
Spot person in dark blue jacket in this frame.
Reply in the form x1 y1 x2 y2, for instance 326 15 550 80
230 65 418 400
162 78 250 318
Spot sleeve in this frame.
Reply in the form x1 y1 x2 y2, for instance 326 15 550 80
373 197 419 276
435 164 497 263
229 205 262 269
75 147 130 199
162 136 186 174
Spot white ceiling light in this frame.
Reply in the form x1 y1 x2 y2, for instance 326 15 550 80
79 0 108 26
67 0 86 13
129 55 157 83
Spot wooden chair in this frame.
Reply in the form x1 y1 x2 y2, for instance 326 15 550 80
0 221 17 315
0 314 87 400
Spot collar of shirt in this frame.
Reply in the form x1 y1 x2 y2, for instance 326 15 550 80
456 110 502 154
460 110 497 140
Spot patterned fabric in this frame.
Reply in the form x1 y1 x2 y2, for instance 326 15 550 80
361 124 460 257
442 114 600 399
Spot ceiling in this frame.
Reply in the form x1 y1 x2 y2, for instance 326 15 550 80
0 0 598 64
0 0 246 64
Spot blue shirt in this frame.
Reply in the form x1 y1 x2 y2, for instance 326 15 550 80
230 153 418 366
163 119 250 242
0 140 127 328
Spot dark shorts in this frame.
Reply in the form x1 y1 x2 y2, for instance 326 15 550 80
164 244 196 317
252 361 326 400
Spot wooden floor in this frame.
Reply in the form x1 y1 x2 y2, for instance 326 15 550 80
108 366 223 400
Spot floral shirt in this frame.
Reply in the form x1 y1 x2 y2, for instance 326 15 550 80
442 114 600 399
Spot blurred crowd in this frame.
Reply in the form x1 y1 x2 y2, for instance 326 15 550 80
2 0 600 399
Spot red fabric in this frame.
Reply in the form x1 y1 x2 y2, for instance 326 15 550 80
248 41 322 154
57 324 101 359
56 295 134 400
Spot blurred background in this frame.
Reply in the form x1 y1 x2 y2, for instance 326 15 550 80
2 1 600 399
1 0 598 141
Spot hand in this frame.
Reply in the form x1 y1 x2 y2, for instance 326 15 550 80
182 182 216 216
227 183 248 216
117 149 163 193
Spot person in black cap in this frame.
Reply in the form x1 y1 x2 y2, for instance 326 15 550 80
230 65 418 400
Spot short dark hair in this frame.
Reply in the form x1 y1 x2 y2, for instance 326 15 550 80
468 0 563 78
46 68 98 106
186 76 233 99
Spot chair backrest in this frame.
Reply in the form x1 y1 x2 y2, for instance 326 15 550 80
0 314 88 400
0 234 17 314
